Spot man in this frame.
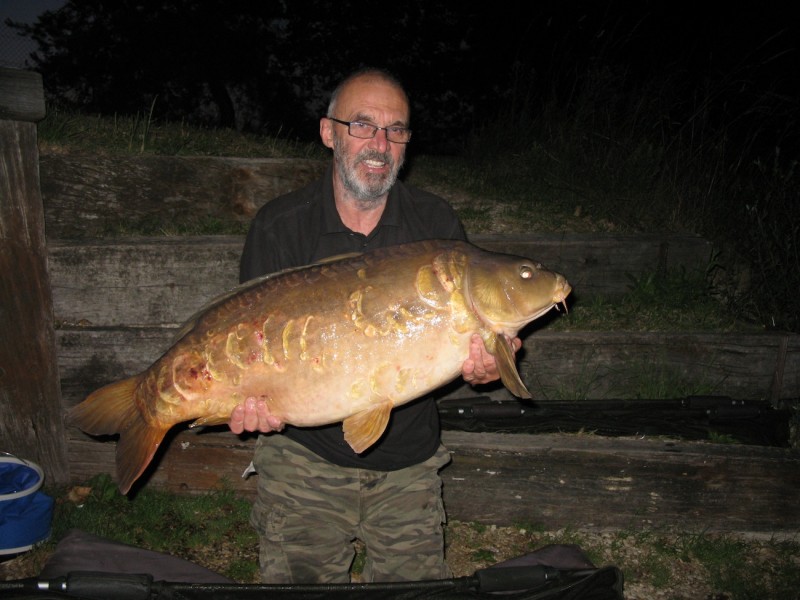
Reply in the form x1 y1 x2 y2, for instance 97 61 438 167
228 67 520 584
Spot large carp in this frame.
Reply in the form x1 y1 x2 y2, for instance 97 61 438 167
68 239 571 494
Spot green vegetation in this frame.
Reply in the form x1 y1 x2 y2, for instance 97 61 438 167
549 264 762 333
38 103 327 160
48 474 259 582
451 520 800 599
39 481 799 597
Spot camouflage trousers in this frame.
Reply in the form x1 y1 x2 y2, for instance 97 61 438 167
249 434 453 584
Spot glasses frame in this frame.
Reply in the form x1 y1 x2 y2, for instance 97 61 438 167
326 117 412 144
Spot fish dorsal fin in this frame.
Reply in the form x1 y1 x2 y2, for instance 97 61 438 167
342 401 393 454
491 333 532 399
172 252 366 344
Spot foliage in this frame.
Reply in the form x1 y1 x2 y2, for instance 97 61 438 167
10 0 492 148
448 521 800 599
550 264 756 333
50 474 258 581
37 102 326 159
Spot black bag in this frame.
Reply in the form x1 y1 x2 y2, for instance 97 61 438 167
1 529 624 599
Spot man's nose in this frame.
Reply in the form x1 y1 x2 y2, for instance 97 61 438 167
368 128 390 151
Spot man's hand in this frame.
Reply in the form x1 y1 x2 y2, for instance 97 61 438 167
462 333 522 386
228 397 284 434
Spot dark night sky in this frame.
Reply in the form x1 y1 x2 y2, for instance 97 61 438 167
0 0 66 68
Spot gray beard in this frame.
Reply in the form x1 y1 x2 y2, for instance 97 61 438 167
333 137 405 204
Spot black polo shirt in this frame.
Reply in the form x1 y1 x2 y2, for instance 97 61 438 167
240 163 467 470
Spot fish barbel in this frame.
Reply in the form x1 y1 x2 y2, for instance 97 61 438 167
68 239 571 493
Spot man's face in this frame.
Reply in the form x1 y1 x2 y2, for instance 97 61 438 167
320 77 409 202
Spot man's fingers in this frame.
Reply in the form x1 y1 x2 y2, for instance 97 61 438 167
229 404 245 434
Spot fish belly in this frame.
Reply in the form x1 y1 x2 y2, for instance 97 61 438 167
158 247 478 428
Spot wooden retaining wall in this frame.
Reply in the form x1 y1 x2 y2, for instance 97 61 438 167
1 80 794 534
47 235 800 533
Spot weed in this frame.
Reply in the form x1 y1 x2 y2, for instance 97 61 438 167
51 474 257 561
470 522 488 535
707 431 740 444
470 549 496 563
38 104 326 160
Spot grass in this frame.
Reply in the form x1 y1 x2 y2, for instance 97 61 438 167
549 263 762 333
38 103 327 160
448 521 800 600
47 473 259 582
25 480 799 599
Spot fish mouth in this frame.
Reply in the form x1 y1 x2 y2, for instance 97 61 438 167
554 280 572 314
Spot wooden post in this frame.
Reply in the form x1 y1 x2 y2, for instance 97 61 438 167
0 67 69 485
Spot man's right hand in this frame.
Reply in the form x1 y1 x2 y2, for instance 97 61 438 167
228 397 284 434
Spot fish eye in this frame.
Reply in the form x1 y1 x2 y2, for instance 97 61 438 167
519 265 534 279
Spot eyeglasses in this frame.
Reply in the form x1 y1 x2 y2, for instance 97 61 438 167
327 117 412 144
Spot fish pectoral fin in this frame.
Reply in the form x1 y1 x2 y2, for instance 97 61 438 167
492 333 532 399
342 402 393 454
189 414 230 428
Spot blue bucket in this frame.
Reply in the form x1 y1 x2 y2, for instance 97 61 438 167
0 455 54 555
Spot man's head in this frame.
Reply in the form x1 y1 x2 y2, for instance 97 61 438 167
320 68 411 204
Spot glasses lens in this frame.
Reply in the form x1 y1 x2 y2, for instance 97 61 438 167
339 120 412 143
386 128 412 143
348 122 377 139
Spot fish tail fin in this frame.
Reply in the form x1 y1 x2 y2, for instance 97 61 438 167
67 376 168 495
67 377 142 435
115 411 169 495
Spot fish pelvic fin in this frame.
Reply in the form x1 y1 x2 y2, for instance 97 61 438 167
491 333 532 399
342 401 393 454
67 376 168 495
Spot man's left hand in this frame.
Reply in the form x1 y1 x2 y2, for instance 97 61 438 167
462 333 522 385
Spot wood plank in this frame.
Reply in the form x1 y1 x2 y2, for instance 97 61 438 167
517 331 800 402
0 118 69 484
0 68 45 122
439 431 800 533
40 154 327 238
471 233 713 299
55 328 800 411
65 427 800 533
47 233 713 329
49 237 243 327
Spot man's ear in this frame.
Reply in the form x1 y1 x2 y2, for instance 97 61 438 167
320 117 334 149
